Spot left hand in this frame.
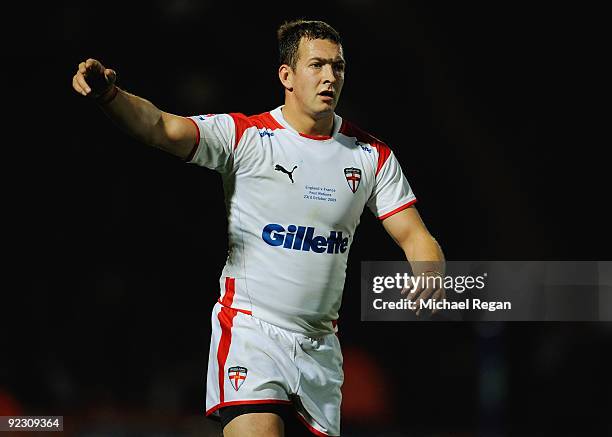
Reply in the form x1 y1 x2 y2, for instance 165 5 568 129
401 271 446 317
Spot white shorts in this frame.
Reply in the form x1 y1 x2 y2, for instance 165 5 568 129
205 301 343 436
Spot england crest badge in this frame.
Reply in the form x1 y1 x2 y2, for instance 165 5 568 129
228 366 248 391
344 167 362 193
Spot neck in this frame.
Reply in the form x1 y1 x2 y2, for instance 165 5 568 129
281 101 334 137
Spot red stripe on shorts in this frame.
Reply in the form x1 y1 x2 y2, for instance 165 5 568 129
217 277 238 403
217 306 238 404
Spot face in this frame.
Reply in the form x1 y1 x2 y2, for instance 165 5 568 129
284 38 346 117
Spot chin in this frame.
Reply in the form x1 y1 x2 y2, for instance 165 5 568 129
313 103 335 117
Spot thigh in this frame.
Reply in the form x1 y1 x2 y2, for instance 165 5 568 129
222 412 283 437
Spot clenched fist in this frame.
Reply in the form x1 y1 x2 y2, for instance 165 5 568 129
72 58 117 99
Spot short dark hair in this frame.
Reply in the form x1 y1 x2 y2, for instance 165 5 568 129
277 19 342 70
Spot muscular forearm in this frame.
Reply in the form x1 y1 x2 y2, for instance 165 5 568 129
99 86 165 148
402 233 445 275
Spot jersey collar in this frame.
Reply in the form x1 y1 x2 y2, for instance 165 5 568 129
270 106 343 142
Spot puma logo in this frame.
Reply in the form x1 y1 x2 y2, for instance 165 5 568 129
275 164 298 183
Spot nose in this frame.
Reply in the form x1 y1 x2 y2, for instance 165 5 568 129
322 64 337 84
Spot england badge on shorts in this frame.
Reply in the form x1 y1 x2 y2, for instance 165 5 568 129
344 167 362 193
228 366 248 390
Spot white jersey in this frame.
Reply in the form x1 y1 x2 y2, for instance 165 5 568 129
187 106 416 335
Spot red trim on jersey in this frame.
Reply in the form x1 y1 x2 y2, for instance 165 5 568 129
378 199 418 221
250 111 285 130
229 112 285 150
374 144 392 176
229 113 252 151
295 411 337 436
339 120 392 176
217 306 237 404
185 117 201 161
217 299 252 315
205 399 293 416
220 277 236 307
299 132 332 140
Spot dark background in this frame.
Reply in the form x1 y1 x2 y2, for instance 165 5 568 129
3 1 609 436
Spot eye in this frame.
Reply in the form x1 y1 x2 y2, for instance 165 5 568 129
311 62 322 69
334 63 346 73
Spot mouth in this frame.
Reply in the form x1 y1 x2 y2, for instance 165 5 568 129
318 90 335 100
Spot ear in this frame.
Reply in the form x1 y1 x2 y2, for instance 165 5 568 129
278 64 293 92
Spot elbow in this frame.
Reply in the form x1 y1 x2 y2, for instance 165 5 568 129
149 112 169 148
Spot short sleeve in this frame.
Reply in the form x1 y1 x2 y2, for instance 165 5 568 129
367 152 417 220
185 114 236 172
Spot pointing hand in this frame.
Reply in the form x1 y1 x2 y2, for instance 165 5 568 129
72 58 117 98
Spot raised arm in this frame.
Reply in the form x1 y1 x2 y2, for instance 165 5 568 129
72 58 198 160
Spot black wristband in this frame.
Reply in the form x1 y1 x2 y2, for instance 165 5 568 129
96 85 119 105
